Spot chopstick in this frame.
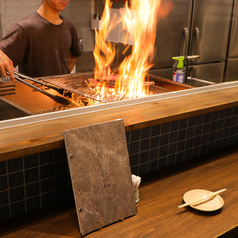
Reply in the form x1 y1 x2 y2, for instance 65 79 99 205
178 188 227 208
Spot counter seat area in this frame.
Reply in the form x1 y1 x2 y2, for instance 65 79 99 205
0 145 238 238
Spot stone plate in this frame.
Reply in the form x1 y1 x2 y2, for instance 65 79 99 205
63 119 137 236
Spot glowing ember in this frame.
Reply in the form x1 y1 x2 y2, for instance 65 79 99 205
93 0 172 100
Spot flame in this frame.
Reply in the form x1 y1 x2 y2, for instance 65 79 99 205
93 0 168 100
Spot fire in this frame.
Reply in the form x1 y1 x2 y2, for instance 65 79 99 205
93 0 171 100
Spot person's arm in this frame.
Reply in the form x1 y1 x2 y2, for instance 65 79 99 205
0 50 15 81
68 52 78 73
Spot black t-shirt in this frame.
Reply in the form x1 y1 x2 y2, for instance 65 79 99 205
0 11 82 77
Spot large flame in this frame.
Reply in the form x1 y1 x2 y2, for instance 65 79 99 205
93 0 172 101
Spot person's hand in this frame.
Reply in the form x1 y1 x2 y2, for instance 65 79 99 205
0 50 15 81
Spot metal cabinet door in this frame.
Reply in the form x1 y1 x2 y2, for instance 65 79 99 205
187 63 225 87
228 0 238 58
189 0 233 63
152 0 193 69
225 58 238 81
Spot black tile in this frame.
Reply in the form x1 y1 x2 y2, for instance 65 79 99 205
40 164 54 180
158 157 167 169
7 158 23 173
188 117 196 127
129 154 139 166
217 119 224 130
9 172 24 188
41 192 55 207
126 132 130 143
167 154 176 166
187 127 194 138
223 128 230 138
0 205 10 221
25 168 39 184
168 143 176 155
232 107 238 116
151 125 160 136
179 119 187 129
226 108 233 117
150 136 160 149
170 121 179 131
159 145 168 157
228 136 235 145
54 148 67 161
225 117 231 128
218 109 226 119
211 111 219 121
129 141 140 154
24 154 38 169
131 130 140 142
201 134 209 144
231 116 238 125
140 139 150 151
184 149 192 161
185 138 193 149
40 151 53 165
0 162 6 176
204 113 211 123
0 176 7 191
209 132 216 142
0 191 9 206
177 141 185 152
169 131 178 143
178 129 186 140
149 160 158 173
193 136 201 147
202 123 210 134
41 178 54 194
131 166 138 176
161 123 170 134
192 147 200 158
10 186 24 203
194 125 202 136
149 148 158 161
216 130 223 140
26 196 41 213
138 163 148 176
214 140 222 150
139 151 149 163
141 127 151 139
55 160 69 176
200 145 208 155
55 174 68 190
230 126 236 136
26 182 40 198
10 201 25 218
160 134 169 146
207 142 214 152
196 115 204 125
176 152 184 163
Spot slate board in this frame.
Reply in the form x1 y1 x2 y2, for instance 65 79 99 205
63 119 137 236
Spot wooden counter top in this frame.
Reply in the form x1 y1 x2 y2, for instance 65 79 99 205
0 145 238 238
0 82 238 162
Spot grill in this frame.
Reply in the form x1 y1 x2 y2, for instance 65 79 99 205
0 72 192 121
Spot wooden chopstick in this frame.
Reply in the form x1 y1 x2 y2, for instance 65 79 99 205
178 188 227 208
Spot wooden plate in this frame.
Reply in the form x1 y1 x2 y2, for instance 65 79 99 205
183 189 224 211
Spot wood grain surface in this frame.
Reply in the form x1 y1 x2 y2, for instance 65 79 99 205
0 145 238 238
0 85 238 162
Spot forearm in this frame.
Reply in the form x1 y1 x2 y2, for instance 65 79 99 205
0 49 15 81
68 53 78 73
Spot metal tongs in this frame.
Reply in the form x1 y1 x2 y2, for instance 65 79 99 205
10 71 71 105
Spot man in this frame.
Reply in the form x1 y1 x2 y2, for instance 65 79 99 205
0 0 82 81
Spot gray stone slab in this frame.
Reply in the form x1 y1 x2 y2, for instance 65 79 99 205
63 119 137 236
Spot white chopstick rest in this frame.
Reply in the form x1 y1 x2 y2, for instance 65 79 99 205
178 188 227 208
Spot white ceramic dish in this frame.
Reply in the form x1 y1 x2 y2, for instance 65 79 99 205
183 189 224 211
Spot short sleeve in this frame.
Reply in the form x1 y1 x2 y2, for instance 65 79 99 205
0 24 28 67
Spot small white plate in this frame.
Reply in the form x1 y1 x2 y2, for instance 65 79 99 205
183 189 224 211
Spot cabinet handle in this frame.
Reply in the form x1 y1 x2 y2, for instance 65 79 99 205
180 27 189 56
194 27 200 55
